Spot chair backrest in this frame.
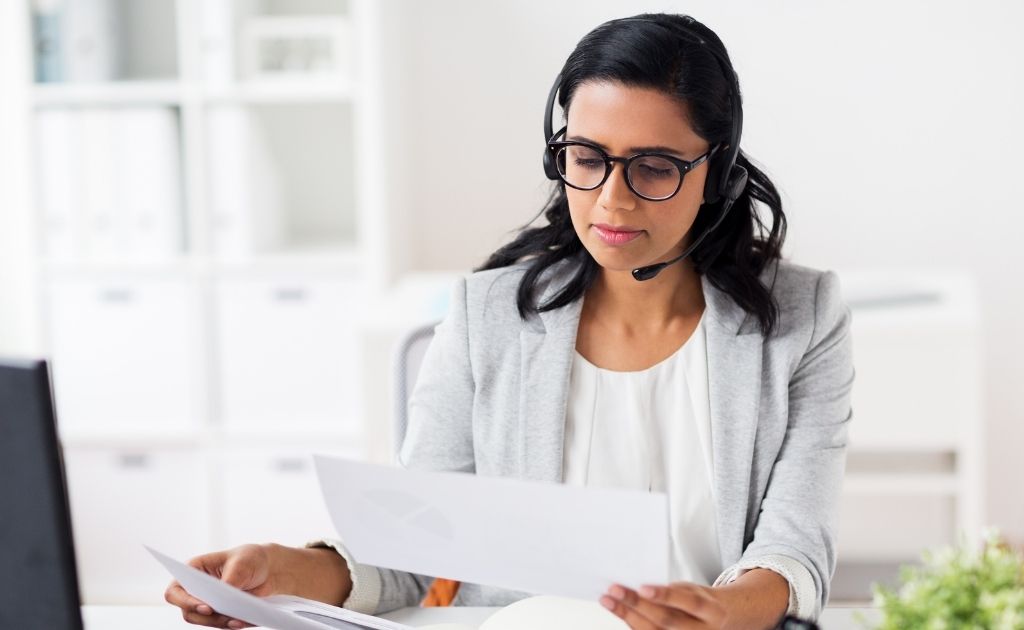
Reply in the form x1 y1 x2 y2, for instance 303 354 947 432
391 321 439 461
391 322 463 607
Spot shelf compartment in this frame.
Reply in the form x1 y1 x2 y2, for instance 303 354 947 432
205 102 357 260
33 105 187 263
31 0 179 84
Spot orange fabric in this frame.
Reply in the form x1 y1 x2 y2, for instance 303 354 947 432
421 578 461 607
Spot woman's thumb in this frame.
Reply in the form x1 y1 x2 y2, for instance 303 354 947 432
221 547 275 596
220 553 262 590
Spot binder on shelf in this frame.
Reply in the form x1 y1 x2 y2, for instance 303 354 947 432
33 106 186 263
206 106 285 258
32 0 64 82
34 108 83 260
199 0 235 85
114 108 185 259
62 0 119 82
79 108 124 258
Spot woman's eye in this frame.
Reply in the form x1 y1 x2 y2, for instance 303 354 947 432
574 158 604 170
635 164 674 178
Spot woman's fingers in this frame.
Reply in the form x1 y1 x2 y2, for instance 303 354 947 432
602 584 703 629
638 583 726 625
165 546 276 627
166 581 254 628
180 607 238 628
165 581 209 614
188 550 231 576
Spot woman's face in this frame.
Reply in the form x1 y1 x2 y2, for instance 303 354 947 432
563 80 712 275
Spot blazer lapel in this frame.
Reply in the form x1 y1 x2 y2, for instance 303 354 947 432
701 273 764 567
517 260 582 482
516 262 764 569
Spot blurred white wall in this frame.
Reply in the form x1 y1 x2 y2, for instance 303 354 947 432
373 0 1024 540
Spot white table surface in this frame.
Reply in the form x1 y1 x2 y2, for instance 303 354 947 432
82 604 880 629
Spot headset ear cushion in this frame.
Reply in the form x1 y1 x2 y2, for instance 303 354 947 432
543 148 560 180
726 164 749 200
703 158 723 205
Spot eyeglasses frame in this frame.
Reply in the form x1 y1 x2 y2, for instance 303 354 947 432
545 125 722 202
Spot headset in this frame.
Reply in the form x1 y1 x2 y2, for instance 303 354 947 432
542 15 749 281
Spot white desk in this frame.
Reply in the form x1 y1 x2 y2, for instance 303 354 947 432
82 604 880 629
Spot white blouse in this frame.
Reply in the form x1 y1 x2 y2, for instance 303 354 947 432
561 310 723 585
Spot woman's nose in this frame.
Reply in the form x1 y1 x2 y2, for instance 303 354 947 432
596 162 637 211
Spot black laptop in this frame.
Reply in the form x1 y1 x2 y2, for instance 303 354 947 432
0 359 84 630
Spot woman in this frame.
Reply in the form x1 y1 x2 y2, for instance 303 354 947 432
166 13 853 630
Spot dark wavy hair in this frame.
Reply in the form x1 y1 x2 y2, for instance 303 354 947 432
475 13 787 336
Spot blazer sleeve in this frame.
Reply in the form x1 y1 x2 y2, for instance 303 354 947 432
316 276 477 615
716 270 855 620
399 275 476 473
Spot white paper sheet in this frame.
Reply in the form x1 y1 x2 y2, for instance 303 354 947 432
313 456 670 601
146 547 413 630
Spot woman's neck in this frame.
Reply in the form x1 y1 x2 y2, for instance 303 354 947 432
583 260 705 335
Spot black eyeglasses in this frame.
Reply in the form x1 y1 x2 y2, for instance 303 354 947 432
546 125 721 202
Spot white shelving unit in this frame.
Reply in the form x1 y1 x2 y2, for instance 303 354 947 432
24 0 394 604
831 269 985 601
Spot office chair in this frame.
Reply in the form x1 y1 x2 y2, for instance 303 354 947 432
391 321 462 607
392 320 439 462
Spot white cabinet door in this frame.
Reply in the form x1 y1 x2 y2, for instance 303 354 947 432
218 444 361 549
848 319 980 450
63 445 212 604
836 491 956 561
46 275 205 433
216 275 363 432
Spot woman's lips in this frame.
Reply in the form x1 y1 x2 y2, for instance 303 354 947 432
592 224 644 246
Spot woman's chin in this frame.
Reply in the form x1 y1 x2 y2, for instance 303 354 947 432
586 250 649 274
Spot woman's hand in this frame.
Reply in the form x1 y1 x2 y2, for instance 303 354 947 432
164 543 352 628
600 582 727 629
599 569 789 630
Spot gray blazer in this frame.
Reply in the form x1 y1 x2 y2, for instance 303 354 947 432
365 257 854 618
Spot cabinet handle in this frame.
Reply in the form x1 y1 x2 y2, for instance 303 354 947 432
117 453 149 469
272 288 307 303
272 457 308 473
99 288 136 304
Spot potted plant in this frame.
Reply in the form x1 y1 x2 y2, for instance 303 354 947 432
862 530 1024 629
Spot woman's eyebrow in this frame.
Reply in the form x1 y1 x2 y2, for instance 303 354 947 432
566 134 688 157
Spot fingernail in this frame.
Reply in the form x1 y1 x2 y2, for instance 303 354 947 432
609 585 625 599
196 604 212 615
600 595 615 610
228 620 243 629
639 586 656 598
